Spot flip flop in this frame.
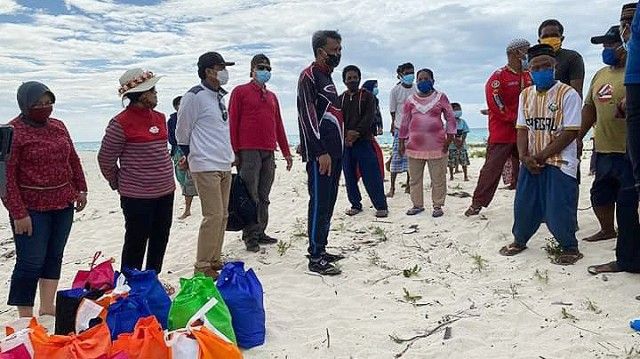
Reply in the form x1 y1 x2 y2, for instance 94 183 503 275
582 231 617 242
587 261 622 275
406 207 425 216
553 251 584 266
345 208 363 216
464 206 481 217
499 243 527 256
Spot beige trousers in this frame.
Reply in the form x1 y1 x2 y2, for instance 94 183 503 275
191 171 231 270
408 157 447 209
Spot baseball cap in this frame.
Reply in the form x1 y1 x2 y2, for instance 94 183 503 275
591 25 622 45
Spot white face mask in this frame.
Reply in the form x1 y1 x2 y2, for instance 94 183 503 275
217 68 229 86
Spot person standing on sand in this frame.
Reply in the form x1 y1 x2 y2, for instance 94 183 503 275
99 68 175 274
499 44 583 265
399 68 456 218
297 30 345 276
228 54 293 253
3 81 87 318
447 103 470 182
362 80 384 136
176 51 235 279
387 62 415 197
578 26 634 245
168 96 197 220
465 39 532 217
339 65 389 218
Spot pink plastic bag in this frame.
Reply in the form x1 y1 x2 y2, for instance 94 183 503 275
72 252 115 291
0 344 30 359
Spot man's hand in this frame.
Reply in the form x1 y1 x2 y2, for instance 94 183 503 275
616 97 627 119
232 154 240 168
178 156 189 170
14 216 32 236
285 156 293 171
345 130 360 147
399 140 406 157
390 123 396 136
317 154 332 176
522 155 544 175
75 192 88 212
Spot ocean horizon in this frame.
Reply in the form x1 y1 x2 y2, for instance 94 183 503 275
74 127 490 152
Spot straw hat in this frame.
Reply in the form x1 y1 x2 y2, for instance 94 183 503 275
118 68 162 97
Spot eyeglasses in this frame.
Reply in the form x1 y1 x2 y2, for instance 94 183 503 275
256 64 272 71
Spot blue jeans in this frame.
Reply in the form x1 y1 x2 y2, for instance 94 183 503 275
512 166 578 251
343 139 388 211
8 206 74 306
590 153 640 272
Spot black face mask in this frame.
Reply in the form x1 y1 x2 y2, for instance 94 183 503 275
323 49 341 68
346 81 360 92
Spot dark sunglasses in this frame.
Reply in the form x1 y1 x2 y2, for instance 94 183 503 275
256 64 272 71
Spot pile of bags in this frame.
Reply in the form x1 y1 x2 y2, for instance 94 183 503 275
0 252 266 359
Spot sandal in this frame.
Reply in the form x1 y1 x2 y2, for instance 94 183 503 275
375 209 389 218
499 242 527 256
464 206 481 217
582 231 617 242
432 207 444 218
406 207 425 216
553 251 584 266
587 261 622 275
345 207 362 216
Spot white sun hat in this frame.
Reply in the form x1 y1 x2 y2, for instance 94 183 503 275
118 68 162 97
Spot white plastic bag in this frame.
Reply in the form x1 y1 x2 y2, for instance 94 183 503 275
166 329 199 359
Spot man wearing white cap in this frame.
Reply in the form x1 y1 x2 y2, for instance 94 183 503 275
176 52 235 279
465 39 532 217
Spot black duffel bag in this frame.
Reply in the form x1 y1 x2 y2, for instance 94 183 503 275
226 174 257 231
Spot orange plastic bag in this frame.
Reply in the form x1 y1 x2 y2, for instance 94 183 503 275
31 321 111 359
110 316 170 359
191 326 243 359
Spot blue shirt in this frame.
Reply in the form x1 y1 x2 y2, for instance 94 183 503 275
625 1 640 84
449 117 470 150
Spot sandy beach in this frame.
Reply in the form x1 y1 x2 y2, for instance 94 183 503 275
1 151 639 359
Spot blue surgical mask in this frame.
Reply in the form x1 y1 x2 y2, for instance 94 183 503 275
401 74 415 85
256 70 271 84
454 110 463 118
521 57 529 70
417 79 434 94
602 47 619 66
372 87 379 96
531 68 556 91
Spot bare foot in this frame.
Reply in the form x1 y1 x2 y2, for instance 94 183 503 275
582 230 617 242
178 212 191 220
39 307 55 317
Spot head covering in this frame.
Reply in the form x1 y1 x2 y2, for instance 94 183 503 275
506 38 531 53
118 68 161 97
621 2 637 21
16 81 55 115
362 80 378 92
198 52 235 71
251 54 270 67
527 44 556 61
591 25 622 45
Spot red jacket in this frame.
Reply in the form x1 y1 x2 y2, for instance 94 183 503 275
228 81 291 157
485 66 532 144
3 117 87 219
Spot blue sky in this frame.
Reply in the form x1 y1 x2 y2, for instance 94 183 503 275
0 0 628 141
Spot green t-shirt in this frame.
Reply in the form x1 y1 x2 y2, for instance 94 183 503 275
585 66 626 153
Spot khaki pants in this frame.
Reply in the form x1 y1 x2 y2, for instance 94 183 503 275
408 157 447 209
191 171 231 270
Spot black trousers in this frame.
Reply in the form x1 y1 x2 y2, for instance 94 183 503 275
120 193 174 274
306 158 342 259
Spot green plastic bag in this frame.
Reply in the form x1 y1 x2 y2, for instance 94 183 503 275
168 273 237 344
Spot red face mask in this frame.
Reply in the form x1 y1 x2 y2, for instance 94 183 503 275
28 106 53 122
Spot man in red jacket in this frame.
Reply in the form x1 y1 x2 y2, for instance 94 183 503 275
466 39 532 216
228 54 293 252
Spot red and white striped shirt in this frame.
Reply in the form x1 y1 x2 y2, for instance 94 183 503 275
98 106 175 199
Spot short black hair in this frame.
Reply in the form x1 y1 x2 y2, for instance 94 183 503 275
250 54 270 76
342 65 361 82
538 19 564 36
451 102 461 109
312 30 341 56
173 96 182 108
416 68 434 80
397 62 414 74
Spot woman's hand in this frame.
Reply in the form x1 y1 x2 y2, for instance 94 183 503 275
14 216 32 236
76 192 88 212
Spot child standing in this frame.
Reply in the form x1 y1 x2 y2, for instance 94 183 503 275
448 103 470 181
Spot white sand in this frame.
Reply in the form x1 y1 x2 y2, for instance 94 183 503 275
1 151 640 358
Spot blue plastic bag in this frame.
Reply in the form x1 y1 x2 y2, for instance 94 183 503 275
216 261 265 349
119 268 171 329
106 294 152 339
631 318 640 331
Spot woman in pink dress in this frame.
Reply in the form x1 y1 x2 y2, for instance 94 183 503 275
399 69 457 217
